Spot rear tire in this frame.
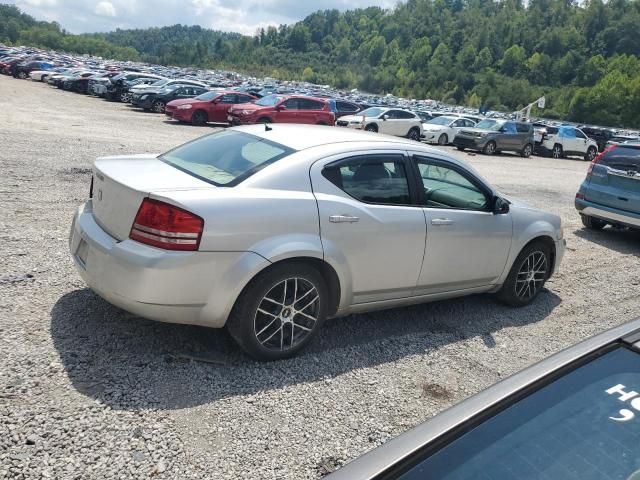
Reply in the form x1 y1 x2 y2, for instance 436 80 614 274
552 144 563 159
191 110 208 126
407 127 421 141
226 263 328 361
495 241 551 307
456 146 465 151
581 215 607 230
521 143 533 158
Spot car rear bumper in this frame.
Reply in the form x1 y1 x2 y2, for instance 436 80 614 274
69 201 266 328
575 198 640 228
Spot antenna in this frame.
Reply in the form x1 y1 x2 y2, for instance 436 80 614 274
264 124 272 131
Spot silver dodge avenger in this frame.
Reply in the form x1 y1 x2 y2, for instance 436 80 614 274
69 125 565 360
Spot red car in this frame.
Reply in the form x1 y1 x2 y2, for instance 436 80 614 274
227 94 336 126
165 91 257 126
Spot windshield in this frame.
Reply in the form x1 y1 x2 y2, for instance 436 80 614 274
195 91 219 101
427 116 456 126
359 107 387 118
400 346 640 480
475 119 504 131
160 130 294 186
255 94 282 106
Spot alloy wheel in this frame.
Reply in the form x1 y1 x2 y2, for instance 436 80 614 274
523 144 532 157
409 129 420 141
587 148 597 161
552 146 562 159
485 142 496 155
253 277 320 352
153 101 165 113
515 251 547 301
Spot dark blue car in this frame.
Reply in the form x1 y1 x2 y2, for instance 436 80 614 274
575 142 640 230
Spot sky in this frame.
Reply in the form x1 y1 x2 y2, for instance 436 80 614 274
10 0 398 36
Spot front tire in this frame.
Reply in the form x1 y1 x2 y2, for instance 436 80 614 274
581 215 607 230
585 146 597 162
152 100 166 113
191 110 208 126
437 133 448 145
483 141 497 155
18 71 27 79
495 241 551 307
365 124 378 133
226 263 328 361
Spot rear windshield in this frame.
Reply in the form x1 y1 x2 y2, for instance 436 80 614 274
600 145 640 172
159 130 294 186
400 346 640 480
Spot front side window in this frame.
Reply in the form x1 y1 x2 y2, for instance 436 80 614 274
416 157 489 210
283 98 300 110
503 122 518 134
220 93 236 103
324 155 411 205
560 127 576 138
575 129 587 139
160 130 294 186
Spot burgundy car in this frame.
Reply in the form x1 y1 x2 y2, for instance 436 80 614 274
165 91 257 126
227 94 336 126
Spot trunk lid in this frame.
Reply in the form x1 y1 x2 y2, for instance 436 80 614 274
92 154 215 240
587 145 640 213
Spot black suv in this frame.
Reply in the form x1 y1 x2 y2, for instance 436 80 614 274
132 84 209 113
580 126 616 152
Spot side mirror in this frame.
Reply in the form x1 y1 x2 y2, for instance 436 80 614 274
499 127 507 133
277 105 286 111
382 114 389 121
212 98 220 104
493 196 510 215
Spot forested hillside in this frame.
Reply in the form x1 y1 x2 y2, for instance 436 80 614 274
2 1 640 127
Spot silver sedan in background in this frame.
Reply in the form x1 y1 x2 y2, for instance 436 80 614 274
69 125 565 360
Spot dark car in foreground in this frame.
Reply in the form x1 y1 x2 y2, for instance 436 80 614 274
575 142 640 231
453 119 535 157
328 318 640 479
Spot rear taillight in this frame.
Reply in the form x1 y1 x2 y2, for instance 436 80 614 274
587 145 616 175
129 198 203 251
575 193 585 200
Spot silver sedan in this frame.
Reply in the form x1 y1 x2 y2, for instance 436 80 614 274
69 125 565 360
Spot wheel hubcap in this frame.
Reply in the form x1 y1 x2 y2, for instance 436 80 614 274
254 277 320 351
515 251 547 301
553 148 560 158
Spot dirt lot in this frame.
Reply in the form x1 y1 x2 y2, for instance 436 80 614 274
1 76 639 479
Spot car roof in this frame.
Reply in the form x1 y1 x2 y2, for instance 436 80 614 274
232 124 420 151
328 317 640 479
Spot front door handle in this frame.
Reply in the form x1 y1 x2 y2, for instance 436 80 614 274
329 215 360 223
431 218 453 226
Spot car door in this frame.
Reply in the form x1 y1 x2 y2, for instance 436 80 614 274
451 119 467 141
411 154 512 293
500 121 518 151
574 128 590 155
209 93 236 122
382 110 404 136
297 98 324 124
276 98 300 123
311 152 427 304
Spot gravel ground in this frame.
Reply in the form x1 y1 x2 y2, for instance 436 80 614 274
1 75 640 480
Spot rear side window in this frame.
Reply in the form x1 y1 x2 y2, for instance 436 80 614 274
337 101 359 113
160 130 294 186
299 99 324 110
599 146 640 172
396 110 416 119
323 155 411 205
398 346 640 480
516 123 532 133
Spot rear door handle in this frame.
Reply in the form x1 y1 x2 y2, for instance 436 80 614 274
431 218 453 226
329 215 360 223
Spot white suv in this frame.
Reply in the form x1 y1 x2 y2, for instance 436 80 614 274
539 126 599 161
336 107 423 141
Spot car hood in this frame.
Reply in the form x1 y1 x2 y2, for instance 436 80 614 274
166 98 198 107
228 102 265 114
